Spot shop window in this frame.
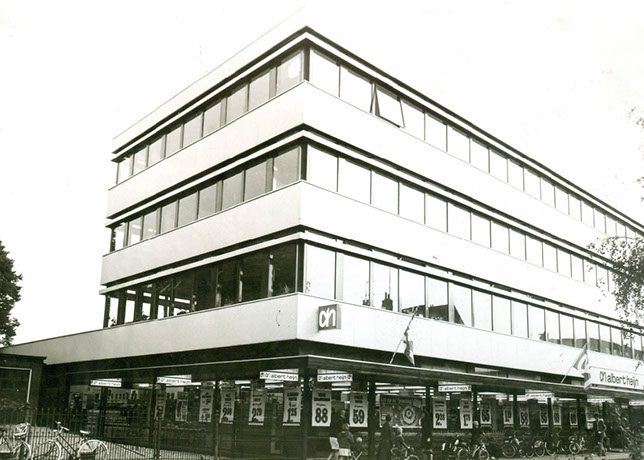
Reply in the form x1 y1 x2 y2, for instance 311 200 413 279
372 262 398 311
244 161 268 201
177 192 198 227
623 333 633 359
587 321 600 351
226 84 249 123
132 146 148 175
447 127 470 162
339 254 370 306
557 249 571 278
450 284 472 326
569 195 581 220
508 160 523 189
509 229 525 259
270 244 296 296
248 69 272 111
401 100 424 138
160 201 177 233
117 156 132 184
309 50 340 96
581 201 594 226
543 243 557 272
112 223 126 251
165 124 183 157
491 221 509 253
425 113 447 150
598 324 611 354
490 150 508 181
492 296 511 335
374 85 404 126
217 260 239 306
172 272 194 315
241 252 268 302
372 172 399 214
203 100 223 135
633 335 643 360
128 217 142 245
472 290 492 331
276 51 303 94
399 184 424 223
338 158 371 204
221 171 244 210
307 146 338 192
471 214 491 247
194 267 215 311
427 278 448 321
148 135 165 166
528 306 545 341
611 328 623 357
526 236 543 266
104 293 119 327
574 318 586 348
545 310 560 344
426 194 447 232
141 209 159 240
571 255 584 281
560 314 574 347
399 270 424 314
512 301 528 338
272 146 300 189
447 204 471 240
555 187 569 214
304 245 336 299
139 283 154 321
541 178 555 207
198 183 217 219
524 169 540 199
183 112 203 147
583 260 596 286
470 140 489 172
339 67 372 112
594 209 606 233
157 278 172 318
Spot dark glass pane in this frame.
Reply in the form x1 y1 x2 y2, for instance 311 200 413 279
198 183 217 219
241 252 268 302
305 245 335 298
160 201 177 233
226 84 248 123
248 69 271 110
399 270 424 315
372 262 398 311
633 335 643 360
451 284 472 326
177 192 198 227
276 51 303 94
492 296 511 335
194 267 214 311
218 260 239 306
203 100 223 135
273 147 300 189
221 171 244 210
172 272 194 315
473 290 492 331
271 245 296 296
244 161 268 201
427 278 448 321
340 254 370 306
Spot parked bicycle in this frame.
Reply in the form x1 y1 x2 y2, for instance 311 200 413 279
502 431 535 458
391 445 420 460
440 436 468 460
0 423 31 460
545 429 580 456
32 421 108 460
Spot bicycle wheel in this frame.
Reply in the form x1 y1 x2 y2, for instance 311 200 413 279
523 443 535 458
78 440 108 460
477 448 490 460
545 442 557 456
10 440 31 460
32 440 62 460
534 442 546 457
457 447 470 460
408 456 420 460
569 442 580 455
502 443 516 458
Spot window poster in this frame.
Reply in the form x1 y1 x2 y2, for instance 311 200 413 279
433 396 447 429
283 384 301 426
175 392 188 422
539 405 549 426
380 394 423 427
569 407 578 427
479 401 492 426
503 402 514 426
155 384 166 419
220 389 235 424
199 383 214 423
552 404 562 426
312 389 332 427
519 404 530 427
248 385 266 426
350 392 368 428
459 398 473 429
585 405 596 429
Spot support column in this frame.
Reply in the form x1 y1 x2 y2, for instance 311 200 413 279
472 388 479 446
513 394 519 429
368 381 377 459
547 397 554 433
301 369 312 460
212 381 220 460
423 385 433 460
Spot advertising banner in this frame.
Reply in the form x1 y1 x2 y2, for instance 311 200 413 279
312 389 332 427
283 385 301 426
519 404 530 427
220 389 235 424
479 401 492 426
433 396 447 429
175 392 188 422
569 407 578 427
552 404 562 426
381 394 423 428
199 384 214 423
503 403 514 426
539 406 549 426
350 392 368 428
459 398 473 429
248 386 266 426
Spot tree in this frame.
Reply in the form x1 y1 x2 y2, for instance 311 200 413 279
0 240 22 346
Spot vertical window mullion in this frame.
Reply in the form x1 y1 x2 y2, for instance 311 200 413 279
335 252 343 301
266 157 274 193
300 143 308 181
303 46 311 81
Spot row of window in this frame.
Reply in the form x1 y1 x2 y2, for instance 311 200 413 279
308 48 642 243
104 242 643 361
110 146 300 251
114 50 304 185
306 145 614 291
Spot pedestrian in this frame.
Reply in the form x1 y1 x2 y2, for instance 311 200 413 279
338 423 354 459
378 414 394 460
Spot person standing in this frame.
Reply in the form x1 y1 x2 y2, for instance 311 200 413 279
378 414 394 460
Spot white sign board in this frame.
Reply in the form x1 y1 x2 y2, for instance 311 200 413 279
157 376 192 386
629 400 644 406
479 401 492 426
438 384 471 393
312 389 332 427
90 379 122 388
220 389 235 424
317 373 353 382
519 404 530 427
433 396 447 429
283 385 301 426
260 371 299 381
350 392 368 428
587 367 643 390
459 399 473 429
503 404 514 426
199 384 214 423
248 387 266 426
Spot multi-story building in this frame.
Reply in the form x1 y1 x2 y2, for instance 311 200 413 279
3 16 643 460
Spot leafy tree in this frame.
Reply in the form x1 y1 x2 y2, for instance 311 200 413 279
0 240 22 346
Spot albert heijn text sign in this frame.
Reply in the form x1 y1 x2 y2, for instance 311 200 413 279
318 304 341 330
586 367 643 391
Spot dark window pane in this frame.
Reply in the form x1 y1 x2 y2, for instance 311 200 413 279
473 290 492 331
340 254 370 306
372 172 399 214
166 125 182 156
471 214 491 247
448 204 470 240
194 267 214 311
157 278 172 318
310 50 339 96
183 112 203 147
545 310 560 344
177 192 198 227
427 278 448 321
226 84 248 123
160 202 177 233
599 324 611 353
271 245 296 296
273 147 300 189
402 101 424 138
399 184 424 223
244 161 268 201
624 334 633 359
587 321 600 352
132 146 148 175
128 217 142 245
633 335 643 360
218 260 239 306
447 127 469 162
340 67 372 112
560 314 574 347
426 194 447 231
512 301 528 338
241 252 268 302
426 113 447 150
139 284 154 321
203 100 223 135
493 296 511 335
276 51 303 94
374 85 403 126
338 158 370 203
451 284 472 326
528 306 545 341
305 245 335 298
198 183 217 219
148 136 165 166
221 171 244 210
249 69 271 110
307 146 338 191
142 209 159 240
399 270 424 314
574 318 587 348
372 262 398 311
172 272 193 315
611 328 623 356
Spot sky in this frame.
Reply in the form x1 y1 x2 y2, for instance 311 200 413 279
0 0 642 345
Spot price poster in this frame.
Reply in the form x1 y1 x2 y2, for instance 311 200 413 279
479 401 492 426
585 406 596 430
433 396 447 429
459 399 473 429
350 392 368 428
539 406 549 426
220 389 235 424
248 386 266 426
155 384 166 419
283 385 301 426
569 407 578 427
176 392 188 422
312 389 332 427
199 384 214 423
552 404 562 426
380 395 423 427
519 404 530 427
503 403 514 426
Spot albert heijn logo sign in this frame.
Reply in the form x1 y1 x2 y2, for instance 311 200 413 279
318 304 341 330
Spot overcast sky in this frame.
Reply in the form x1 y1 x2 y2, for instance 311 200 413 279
1 0 642 345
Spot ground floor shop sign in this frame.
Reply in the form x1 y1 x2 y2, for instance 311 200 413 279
382 394 423 428
350 392 368 428
585 367 643 391
220 388 235 424
459 399 473 429
432 396 447 429
312 389 332 427
283 384 301 426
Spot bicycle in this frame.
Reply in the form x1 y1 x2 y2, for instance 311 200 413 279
391 444 420 460
502 431 535 458
545 430 580 456
0 423 31 460
32 421 108 460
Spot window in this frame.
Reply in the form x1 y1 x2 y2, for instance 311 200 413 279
509 229 525 259
508 160 523 189
112 223 126 251
309 50 340 96
583 260 596 286
426 194 447 232
492 296 511 335
569 195 581 220
425 113 447 150
160 201 177 233
141 209 159 241
491 222 510 254
560 314 574 347
226 84 249 123
599 324 611 353
448 204 470 240
545 310 560 344
450 284 472 326
594 209 606 233
244 161 268 201
198 183 217 219
248 69 271 111
616 221 626 238
596 266 608 289
374 85 403 126
221 171 244 210
472 290 492 331
117 156 132 184
557 249 571 278
402 101 424 138
543 243 557 272
218 260 239 306
305 245 335 298
340 67 372 112
148 136 165 166
470 140 489 172
340 254 370 306
611 328 623 357
528 306 545 341
571 255 584 282
581 201 594 227
623 334 633 359
183 112 203 147
634 335 643 360
157 278 172 318
241 252 268 302
587 321 600 351
471 214 491 247
555 187 569 214
489 150 508 181
427 278 448 321
194 267 214 311
399 270 424 314
526 236 543 266
399 184 424 223
605 216 616 237
165 125 182 157
447 127 470 161
371 172 399 214
540 178 555 207
203 100 223 135
338 158 371 203
372 262 398 311
124 289 136 323
307 146 338 191
276 51 303 94
128 217 142 245
132 146 147 175
177 192 198 227
273 147 300 189
172 272 193 315
524 169 540 199
271 245 296 296
512 301 528 338
574 318 586 348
